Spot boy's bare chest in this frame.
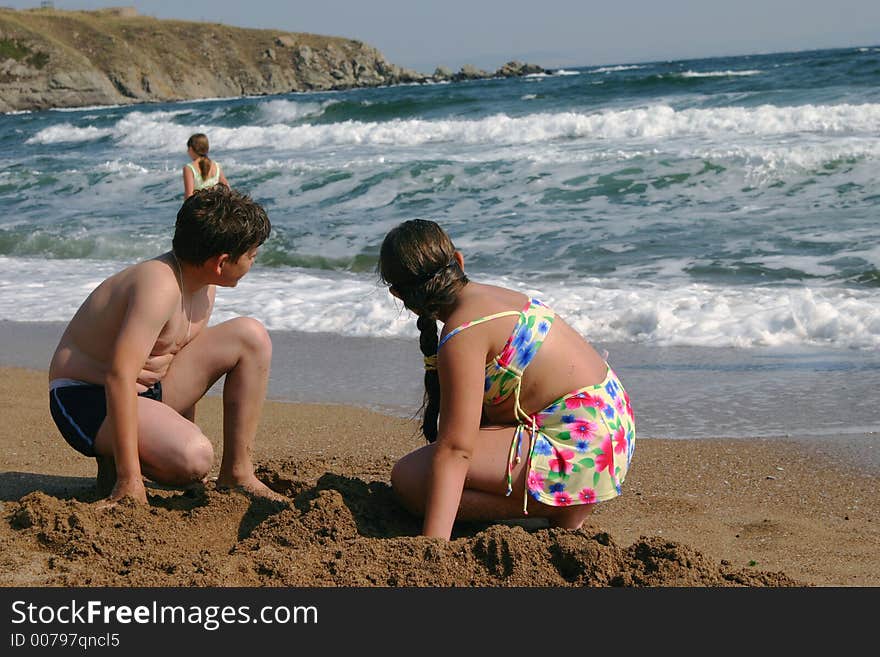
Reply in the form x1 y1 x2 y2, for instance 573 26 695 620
151 291 212 355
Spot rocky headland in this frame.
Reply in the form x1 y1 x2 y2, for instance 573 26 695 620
0 6 551 112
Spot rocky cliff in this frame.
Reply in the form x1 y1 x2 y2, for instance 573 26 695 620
0 7 549 113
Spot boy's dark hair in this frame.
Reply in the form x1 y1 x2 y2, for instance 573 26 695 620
173 186 271 264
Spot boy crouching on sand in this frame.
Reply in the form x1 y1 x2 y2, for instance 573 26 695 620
48 186 285 505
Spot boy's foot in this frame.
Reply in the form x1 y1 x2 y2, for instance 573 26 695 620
216 475 288 503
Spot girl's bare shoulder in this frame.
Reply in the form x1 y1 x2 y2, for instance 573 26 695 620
440 283 528 342
458 282 528 315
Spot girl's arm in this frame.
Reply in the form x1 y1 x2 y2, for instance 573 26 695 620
183 166 195 199
422 335 487 539
218 164 229 188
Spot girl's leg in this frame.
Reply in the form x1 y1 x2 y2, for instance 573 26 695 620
391 425 593 528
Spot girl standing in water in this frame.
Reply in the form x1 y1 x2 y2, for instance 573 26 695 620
183 133 229 199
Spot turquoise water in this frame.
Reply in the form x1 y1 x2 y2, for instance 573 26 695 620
1 47 879 347
1 46 879 439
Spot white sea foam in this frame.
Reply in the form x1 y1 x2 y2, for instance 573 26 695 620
694 140 880 169
25 102 880 153
678 70 762 77
3 257 878 349
532 281 880 350
25 123 114 144
591 65 643 73
95 159 150 174
51 104 125 113
258 99 334 123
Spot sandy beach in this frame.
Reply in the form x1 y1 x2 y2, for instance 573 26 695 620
2 5 879 596
1 365 876 587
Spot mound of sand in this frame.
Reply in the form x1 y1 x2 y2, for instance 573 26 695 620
0 456 799 587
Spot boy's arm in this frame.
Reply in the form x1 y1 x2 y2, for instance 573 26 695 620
103 276 178 504
421 337 486 539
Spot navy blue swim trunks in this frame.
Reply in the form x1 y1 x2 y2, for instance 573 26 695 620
48 379 163 457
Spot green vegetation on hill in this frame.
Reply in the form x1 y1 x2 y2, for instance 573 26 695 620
0 36 48 68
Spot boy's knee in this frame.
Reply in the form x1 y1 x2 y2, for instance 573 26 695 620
234 317 272 357
181 437 214 482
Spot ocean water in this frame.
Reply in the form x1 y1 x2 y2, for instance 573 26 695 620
1 46 879 440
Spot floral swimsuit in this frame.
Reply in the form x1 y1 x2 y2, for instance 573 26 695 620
438 297 636 513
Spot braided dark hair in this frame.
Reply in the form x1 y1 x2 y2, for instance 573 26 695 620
378 219 468 442
417 315 441 442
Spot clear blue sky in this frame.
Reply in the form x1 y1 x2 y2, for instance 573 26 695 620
6 1 880 71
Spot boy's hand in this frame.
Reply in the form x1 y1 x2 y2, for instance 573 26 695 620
97 477 148 508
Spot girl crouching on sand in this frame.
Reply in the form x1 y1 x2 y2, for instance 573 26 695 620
378 219 635 540
183 133 229 199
